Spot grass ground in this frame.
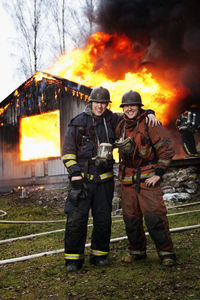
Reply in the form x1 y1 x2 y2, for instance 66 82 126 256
0 193 200 300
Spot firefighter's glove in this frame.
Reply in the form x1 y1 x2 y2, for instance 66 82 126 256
68 179 87 207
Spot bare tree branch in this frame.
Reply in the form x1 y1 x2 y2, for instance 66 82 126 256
2 0 52 77
2 0 100 80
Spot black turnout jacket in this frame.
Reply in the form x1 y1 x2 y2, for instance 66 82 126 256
62 103 119 182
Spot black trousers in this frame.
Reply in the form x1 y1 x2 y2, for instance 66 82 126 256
180 129 197 155
64 180 114 256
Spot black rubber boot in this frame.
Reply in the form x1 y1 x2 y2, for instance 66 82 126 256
89 255 109 266
66 260 83 272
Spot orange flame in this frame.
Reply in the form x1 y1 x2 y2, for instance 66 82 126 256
19 110 60 161
34 72 57 83
47 32 187 125
0 103 11 116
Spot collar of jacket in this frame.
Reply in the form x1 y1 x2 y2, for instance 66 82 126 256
123 110 147 128
84 103 112 122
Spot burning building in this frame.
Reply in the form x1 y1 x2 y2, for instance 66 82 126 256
0 72 91 192
1 1 200 191
46 1 200 158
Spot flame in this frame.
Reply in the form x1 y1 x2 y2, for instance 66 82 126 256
19 110 60 161
0 103 11 116
34 72 57 83
48 32 187 125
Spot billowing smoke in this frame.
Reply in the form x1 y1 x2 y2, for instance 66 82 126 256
97 0 200 108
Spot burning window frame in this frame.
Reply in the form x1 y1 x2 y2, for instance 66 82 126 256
19 110 61 162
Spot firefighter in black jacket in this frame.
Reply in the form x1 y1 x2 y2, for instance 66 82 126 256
176 105 200 157
62 86 118 272
62 86 158 272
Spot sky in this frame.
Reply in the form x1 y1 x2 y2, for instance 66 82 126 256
0 2 23 103
0 1 88 104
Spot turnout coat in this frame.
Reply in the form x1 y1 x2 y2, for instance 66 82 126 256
115 111 175 188
62 103 119 182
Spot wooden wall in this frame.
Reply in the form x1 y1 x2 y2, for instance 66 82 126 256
0 74 91 191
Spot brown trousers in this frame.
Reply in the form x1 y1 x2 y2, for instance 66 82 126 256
121 182 174 253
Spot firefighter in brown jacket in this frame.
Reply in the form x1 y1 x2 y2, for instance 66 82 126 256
115 90 176 266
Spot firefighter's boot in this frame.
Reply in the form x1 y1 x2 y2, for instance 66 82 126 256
66 260 83 272
160 253 176 267
122 250 147 263
89 254 109 266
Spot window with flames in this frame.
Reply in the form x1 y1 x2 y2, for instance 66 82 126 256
19 110 60 161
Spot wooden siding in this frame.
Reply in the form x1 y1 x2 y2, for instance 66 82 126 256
0 73 91 191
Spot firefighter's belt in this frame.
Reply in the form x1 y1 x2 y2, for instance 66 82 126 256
122 159 157 192
134 168 141 192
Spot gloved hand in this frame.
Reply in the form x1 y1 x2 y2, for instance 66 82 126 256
68 179 87 207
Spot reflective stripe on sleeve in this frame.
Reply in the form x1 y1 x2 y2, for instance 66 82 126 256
62 154 77 161
65 160 78 168
157 159 171 166
178 126 188 130
154 141 164 150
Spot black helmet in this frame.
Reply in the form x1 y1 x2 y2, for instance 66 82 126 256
120 90 143 107
89 86 112 103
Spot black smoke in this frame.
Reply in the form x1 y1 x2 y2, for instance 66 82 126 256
96 0 200 106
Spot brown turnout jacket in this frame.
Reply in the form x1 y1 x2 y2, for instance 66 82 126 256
115 112 175 186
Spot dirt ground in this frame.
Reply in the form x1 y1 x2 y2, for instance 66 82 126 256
0 184 68 210
0 178 123 215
